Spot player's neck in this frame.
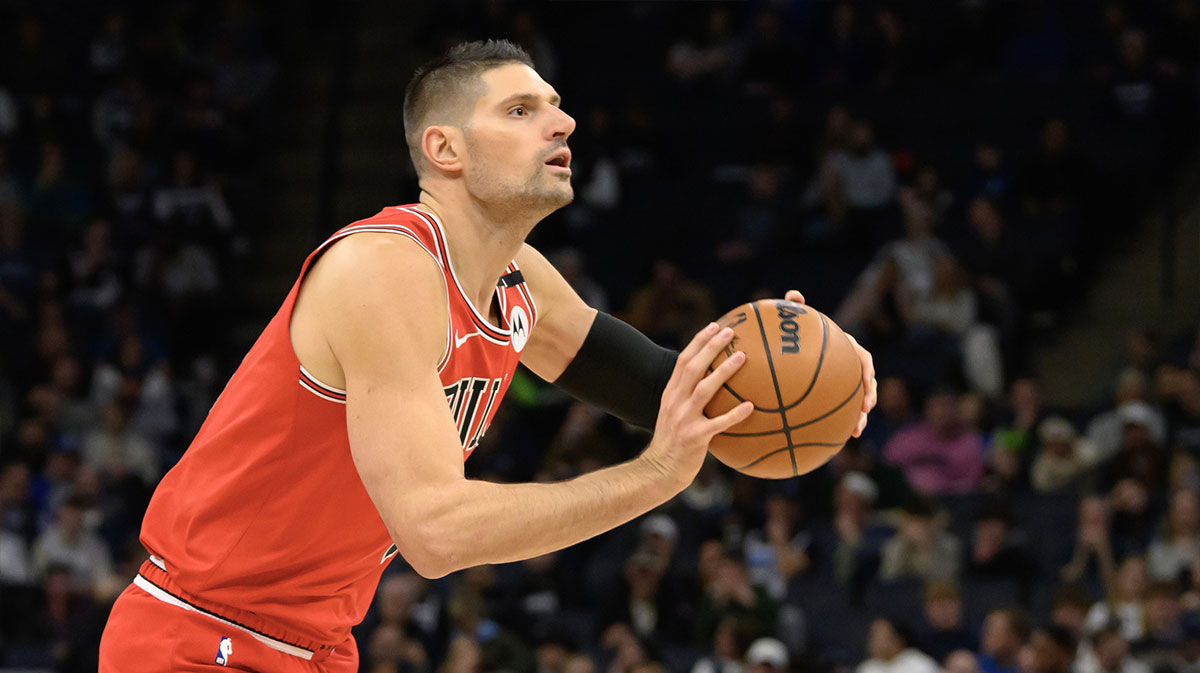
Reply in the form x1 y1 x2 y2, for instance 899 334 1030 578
415 192 531 314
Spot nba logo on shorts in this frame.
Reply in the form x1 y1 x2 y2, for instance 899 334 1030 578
215 637 233 666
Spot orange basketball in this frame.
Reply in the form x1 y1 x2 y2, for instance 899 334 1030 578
704 299 864 479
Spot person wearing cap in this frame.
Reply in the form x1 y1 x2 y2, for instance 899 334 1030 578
745 637 789 673
1100 403 1170 493
857 618 939 673
1031 416 1098 494
1086 371 1166 463
833 471 893 587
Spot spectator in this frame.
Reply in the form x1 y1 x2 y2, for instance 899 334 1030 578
151 149 234 233
945 650 983 673
624 260 716 349
368 622 431 673
744 493 811 600
0 516 31 585
745 637 789 673
857 618 940 673
690 616 757 673
29 495 116 597
1135 582 1183 665
448 586 533 673
965 503 1036 590
859 376 916 455
884 390 986 495
1087 371 1166 463
880 496 961 583
832 472 892 586
81 400 159 487
978 608 1030 673
1028 625 1077 673
815 119 897 212
1051 584 1097 643
1032 417 1098 493
1078 622 1149 673
601 550 675 646
1146 490 1200 583
1101 403 1171 492
921 580 977 663
693 552 779 647
1086 557 1150 642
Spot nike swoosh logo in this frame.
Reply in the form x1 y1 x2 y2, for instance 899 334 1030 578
454 331 480 348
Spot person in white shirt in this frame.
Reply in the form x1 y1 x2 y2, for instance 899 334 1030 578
858 618 940 673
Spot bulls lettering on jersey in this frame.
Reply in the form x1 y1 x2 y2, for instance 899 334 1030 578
136 205 537 649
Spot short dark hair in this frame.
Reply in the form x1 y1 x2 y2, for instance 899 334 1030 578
1039 624 1077 653
402 40 535 173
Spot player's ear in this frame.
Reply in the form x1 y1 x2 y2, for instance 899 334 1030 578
422 125 463 174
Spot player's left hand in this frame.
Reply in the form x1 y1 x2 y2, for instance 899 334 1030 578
785 289 877 438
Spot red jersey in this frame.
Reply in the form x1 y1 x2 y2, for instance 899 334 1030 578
137 205 537 655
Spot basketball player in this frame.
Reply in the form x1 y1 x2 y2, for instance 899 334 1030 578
99 40 877 672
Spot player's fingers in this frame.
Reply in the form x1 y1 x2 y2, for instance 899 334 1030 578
784 289 806 305
704 400 754 436
681 327 735 389
853 411 868 438
846 333 877 412
692 350 746 407
678 322 721 365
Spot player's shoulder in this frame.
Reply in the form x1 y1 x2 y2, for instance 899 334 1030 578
308 229 445 309
514 243 555 280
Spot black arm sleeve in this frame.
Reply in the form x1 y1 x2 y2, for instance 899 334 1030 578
551 312 678 431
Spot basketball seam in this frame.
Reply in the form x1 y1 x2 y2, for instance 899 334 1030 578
751 302 797 477
734 441 847 471
719 377 863 437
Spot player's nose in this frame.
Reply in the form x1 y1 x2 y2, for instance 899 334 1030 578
548 106 576 140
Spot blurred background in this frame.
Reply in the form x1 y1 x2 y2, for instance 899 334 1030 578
0 0 1199 672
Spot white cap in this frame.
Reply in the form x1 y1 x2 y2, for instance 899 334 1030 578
640 514 679 543
1117 401 1166 444
841 472 878 504
746 638 789 669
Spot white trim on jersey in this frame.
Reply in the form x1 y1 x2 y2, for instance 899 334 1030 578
132 574 316 660
299 365 347 395
299 379 347 405
399 207 512 342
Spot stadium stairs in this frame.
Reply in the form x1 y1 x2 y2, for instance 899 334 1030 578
1033 151 1200 409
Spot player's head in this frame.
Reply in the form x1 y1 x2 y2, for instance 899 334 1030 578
404 39 576 217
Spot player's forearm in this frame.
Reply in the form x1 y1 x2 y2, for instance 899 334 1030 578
394 454 676 578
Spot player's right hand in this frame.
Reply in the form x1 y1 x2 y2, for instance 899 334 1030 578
641 323 754 493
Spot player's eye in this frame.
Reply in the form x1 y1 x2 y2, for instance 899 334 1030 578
508 105 527 117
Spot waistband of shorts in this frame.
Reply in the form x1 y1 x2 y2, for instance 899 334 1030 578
135 557 339 662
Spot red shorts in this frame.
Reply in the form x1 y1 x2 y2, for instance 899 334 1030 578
99 582 359 673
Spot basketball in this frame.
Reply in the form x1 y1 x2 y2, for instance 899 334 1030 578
704 299 865 479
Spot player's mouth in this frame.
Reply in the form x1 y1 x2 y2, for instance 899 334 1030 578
544 149 571 173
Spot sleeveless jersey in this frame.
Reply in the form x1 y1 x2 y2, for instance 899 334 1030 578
137 205 537 652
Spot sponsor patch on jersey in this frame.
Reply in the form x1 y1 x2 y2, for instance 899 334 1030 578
509 306 529 353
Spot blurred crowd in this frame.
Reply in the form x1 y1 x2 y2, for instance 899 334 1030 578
0 0 277 668
1 1 1199 673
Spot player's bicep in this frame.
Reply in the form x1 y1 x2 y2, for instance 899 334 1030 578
515 244 598 381
313 236 465 543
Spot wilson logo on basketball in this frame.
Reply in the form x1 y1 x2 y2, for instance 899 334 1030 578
775 300 807 355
